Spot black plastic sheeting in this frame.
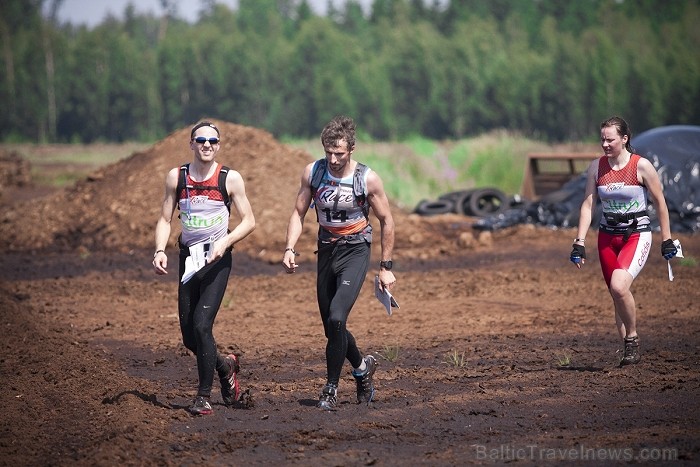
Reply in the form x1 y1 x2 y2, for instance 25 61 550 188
474 125 700 233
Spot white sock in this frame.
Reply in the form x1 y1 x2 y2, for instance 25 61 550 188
355 359 367 373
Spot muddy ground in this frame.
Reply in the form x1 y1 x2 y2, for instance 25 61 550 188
0 124 698 466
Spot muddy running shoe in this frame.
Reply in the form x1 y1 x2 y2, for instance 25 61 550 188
317 384 338 411
189 396 213 415
620 335 641 366
352 355 377 404
220 354 241 406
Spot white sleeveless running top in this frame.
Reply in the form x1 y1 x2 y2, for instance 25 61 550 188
596 154 650 229
178 164 229 247
312 161 372 243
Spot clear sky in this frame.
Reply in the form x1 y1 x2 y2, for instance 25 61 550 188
47 0 374 27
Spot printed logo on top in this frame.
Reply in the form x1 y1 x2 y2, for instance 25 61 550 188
606 182 625 192
317 186 354 204
190 195 209 205
604 199 641 212
182 214 225 229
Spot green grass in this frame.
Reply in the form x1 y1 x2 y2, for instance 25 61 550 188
404 135 438 158
4 142 150 188
442 349 467 368
31 171 86 188
284 131 576 210
4 142 149 166
557 353 572 367
222 292 234 309
377 343 400 363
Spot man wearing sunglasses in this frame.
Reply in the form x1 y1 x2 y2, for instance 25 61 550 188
153 121 256 415
282 115 396 410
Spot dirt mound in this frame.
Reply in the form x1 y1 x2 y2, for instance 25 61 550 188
0 121 438 261
0 122 309 258
0 120 479 263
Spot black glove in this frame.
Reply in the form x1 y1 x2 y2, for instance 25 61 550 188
570 244 586 264
661 239 677 260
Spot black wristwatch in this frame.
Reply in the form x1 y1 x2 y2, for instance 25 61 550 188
379 260 393 270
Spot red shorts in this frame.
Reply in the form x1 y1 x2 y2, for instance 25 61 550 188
598 230 652 287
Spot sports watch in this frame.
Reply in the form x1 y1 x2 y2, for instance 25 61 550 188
379 260 393 270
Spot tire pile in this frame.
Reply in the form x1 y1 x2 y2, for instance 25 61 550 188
414 187 519 217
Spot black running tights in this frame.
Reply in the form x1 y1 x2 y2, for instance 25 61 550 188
316 242 369 386
178 251 231 397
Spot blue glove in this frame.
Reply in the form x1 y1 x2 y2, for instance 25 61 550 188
661 239 677 260
570 244 586 264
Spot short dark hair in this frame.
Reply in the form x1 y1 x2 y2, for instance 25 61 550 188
321 115 356 150
190 121 220 139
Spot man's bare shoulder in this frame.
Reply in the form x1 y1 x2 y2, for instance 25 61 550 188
164 166 180 188
365 167 385 191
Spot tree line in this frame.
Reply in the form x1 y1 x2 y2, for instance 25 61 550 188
1 0 699 143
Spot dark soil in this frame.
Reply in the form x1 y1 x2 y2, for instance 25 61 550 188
1 123 698 466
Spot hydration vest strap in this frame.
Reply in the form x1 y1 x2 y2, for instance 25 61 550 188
310 159 369 218
176 163 231 212
218 166 231 210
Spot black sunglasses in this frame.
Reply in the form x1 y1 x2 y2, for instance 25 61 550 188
193 136 220 145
